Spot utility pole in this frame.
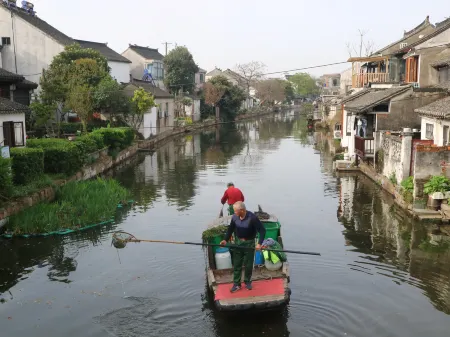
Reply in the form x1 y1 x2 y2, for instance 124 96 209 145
162 42 173 56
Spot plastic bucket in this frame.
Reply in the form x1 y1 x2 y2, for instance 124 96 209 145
254 250 264 265
210 235 223 254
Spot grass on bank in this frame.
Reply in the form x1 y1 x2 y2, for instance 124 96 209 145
7 178 130 235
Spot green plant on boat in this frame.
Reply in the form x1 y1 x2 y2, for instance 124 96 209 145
201 225 228 242
6 178 130 235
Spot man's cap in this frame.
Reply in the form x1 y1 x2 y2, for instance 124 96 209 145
227 182 234 187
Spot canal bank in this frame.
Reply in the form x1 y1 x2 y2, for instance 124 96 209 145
2 114 450 337
0 107 294 224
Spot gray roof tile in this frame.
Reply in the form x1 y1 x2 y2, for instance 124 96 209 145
0 97 30 114
74 40 131 63
125 79 173 99
415 96 450 119
128 45 164 61
2 3 73 45
345 86 411 113
0 68 25 82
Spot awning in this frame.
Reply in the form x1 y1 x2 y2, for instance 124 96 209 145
347 56 389 63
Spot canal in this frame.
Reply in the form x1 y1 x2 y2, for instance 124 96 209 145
1 112 450 336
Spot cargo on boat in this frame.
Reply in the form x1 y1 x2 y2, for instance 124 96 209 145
203 207 291 312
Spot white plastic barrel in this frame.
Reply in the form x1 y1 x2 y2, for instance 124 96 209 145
215 247 232 270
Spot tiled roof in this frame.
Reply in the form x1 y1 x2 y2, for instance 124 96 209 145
341 88 371 104
0 68 38 88
16 79 38 89
345 86 411 113
125 79 173 99
431 57 450 68
397 18 450 54
0 68 25 82
75 40 131 63
0 97 30 115
374 16 433 55
415 96 450 119
206 68 222 76
1 3 73 46
198 68 207 73
128 45 164 61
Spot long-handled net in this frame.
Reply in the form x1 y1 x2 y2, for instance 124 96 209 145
111 231 321 256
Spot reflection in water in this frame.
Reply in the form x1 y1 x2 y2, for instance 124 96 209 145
314 129 450 315
1 112 450 337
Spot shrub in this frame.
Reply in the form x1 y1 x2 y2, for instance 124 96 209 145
26 138 68 148
10 147 44 185
87 132 105 150
26 138 83 176
92 127 134 151
423 175 450 195
74 135 98 154
401 176 414 194
0 157 13 198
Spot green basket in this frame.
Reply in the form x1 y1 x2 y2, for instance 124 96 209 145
210 234 224 254
259 221 280 241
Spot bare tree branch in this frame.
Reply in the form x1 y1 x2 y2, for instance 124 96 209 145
235 61 266 95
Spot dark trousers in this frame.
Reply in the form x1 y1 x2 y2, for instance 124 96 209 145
232 239 255 284
227 204 234 215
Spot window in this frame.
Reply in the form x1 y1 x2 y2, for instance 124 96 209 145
2 121 24 147
1 37 11 45
439 66 450 84
405 56 419 83
199 73 205 83
425 123 434 139
145 62 164 80
165 102 169 117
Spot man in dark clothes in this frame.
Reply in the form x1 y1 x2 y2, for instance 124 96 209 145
221 182 245 215
220 201 266 292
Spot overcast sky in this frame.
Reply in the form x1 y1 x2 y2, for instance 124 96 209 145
33 0 448 77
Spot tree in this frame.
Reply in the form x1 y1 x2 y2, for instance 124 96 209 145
255 79 286 105
204 82 226 117
40 43 110 104
67 84 93 132
163 46 199 94
284 81 295 104
288 73 319 97
29 101 57 135
92 76 131 123
129 88 156 130
235 61 266 95
346 29 375 57
208 75 246 121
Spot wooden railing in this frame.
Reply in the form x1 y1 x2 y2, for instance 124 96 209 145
352 73 389 88
355 136 375 158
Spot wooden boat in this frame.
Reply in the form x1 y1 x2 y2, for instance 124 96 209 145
203 206 291 312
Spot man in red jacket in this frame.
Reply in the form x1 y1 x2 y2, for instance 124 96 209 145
221 182 245 215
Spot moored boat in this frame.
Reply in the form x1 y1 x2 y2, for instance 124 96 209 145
203 206 291 312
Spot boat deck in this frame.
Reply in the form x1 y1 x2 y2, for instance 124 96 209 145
215 279 284 301
213 266 285 284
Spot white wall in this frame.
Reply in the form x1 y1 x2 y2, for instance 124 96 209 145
109 61 130 84
0 113 27 146
340 68 352 95
421 116 450 146
184 99 201 122
121 49 165 89
0 8 65 91
141 107 157 139
416 28 450 50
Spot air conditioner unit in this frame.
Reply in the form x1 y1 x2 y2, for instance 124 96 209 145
334 131 341 139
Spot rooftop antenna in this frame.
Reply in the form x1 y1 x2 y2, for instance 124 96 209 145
162 42 173 56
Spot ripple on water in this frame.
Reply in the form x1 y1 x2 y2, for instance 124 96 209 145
94 296 207 337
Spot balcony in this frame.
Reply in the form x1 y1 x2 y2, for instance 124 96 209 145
352 73 389 88
355 136 375 158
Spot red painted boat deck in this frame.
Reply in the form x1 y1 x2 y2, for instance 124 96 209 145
214 279 284 301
